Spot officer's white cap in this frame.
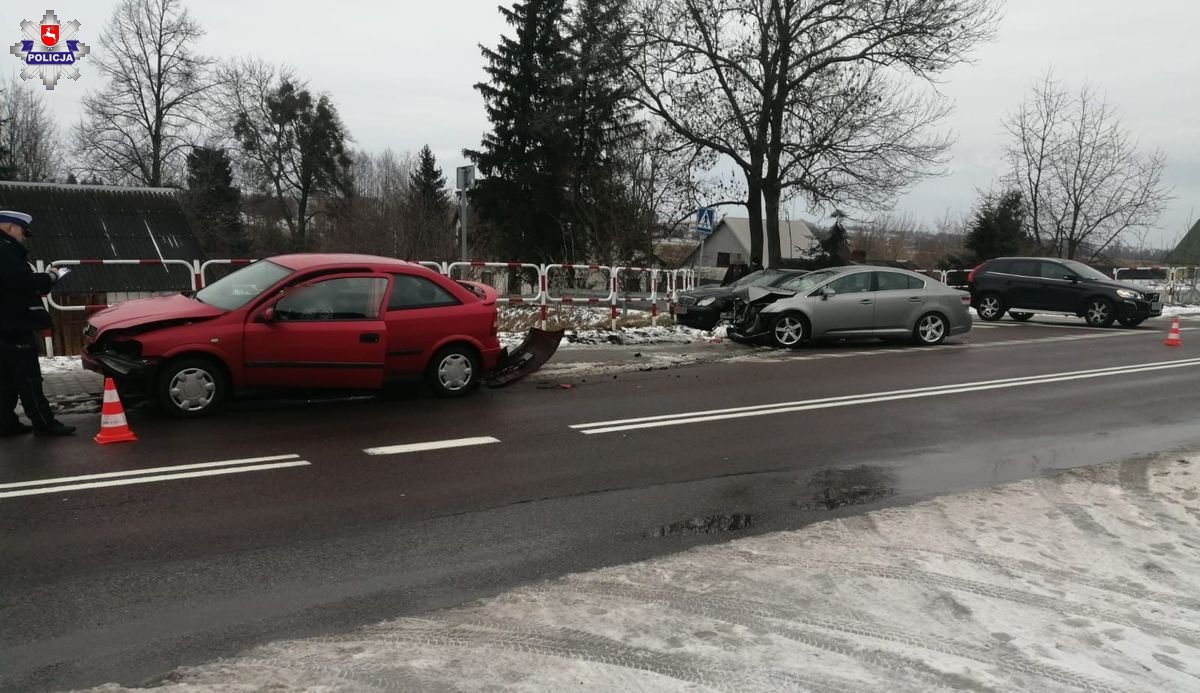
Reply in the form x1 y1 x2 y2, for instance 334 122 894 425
0 211 33 228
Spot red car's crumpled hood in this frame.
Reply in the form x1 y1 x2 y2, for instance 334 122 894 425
89 293 225 333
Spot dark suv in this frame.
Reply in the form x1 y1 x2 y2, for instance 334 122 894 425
967 257 1163 327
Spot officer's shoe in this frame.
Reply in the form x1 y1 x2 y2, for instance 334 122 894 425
0 421 34 437
33 422 76 437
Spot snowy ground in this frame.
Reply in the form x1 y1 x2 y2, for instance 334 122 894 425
40 355 83 375
1161 305 1200 317
90 451 1200 692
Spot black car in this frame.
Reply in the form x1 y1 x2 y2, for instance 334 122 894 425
672 269 808 331
967 257 1163 327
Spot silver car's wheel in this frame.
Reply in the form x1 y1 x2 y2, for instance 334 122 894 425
156 357 227 417
427 346 480 397
976 293 1005 321
1085 298 1116 327
770 314 807 348
914 313 948 345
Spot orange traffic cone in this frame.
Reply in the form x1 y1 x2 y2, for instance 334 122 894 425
95 378 138 444
1164 316 1183 347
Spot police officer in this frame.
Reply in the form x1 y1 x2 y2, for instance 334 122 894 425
0 210 76 436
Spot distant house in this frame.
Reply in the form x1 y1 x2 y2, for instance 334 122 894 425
683 217 817 268
1166 218 1200 266
0 180 207 355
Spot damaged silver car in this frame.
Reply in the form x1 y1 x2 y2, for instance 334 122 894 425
728 266 972 348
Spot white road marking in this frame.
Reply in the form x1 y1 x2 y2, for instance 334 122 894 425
364 436 501 456
0 460 311 499
573 358 1200 435
0 454 302 490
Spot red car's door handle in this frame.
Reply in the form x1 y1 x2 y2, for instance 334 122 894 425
360 333 381 344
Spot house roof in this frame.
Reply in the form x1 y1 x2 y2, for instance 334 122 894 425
1167 218 1200 265
684 217 817 265
0 180 207 292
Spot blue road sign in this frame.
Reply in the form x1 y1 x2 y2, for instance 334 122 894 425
696 207 716 237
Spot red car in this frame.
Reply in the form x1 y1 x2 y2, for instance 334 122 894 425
83 254 509 416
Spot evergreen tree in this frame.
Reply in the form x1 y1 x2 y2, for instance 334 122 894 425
407 145 454 258
466 0 575 262
966 189 1025 262
563 0 644 261
812 210 852 268
411 145 449 207
183 147 247 257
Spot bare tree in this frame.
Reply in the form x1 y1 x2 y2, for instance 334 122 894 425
0 77 63 181
628 0 1000 267
212 59 353 251
1004 73 1171 260
72 0 212 186
339 148 417 257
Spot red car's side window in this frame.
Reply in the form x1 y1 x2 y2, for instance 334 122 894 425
275 277 389 321
387 274 461 311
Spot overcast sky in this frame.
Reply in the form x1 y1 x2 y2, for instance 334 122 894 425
7 0 1199 248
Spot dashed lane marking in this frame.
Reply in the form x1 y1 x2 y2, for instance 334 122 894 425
364 436 501 456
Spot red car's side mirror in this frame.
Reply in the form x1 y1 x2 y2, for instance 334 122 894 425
255 306 276 323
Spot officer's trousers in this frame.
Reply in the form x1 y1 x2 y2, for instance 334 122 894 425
0 331 56 429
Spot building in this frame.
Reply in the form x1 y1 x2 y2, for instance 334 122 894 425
683 217 817 268
0 180 207 355
1166 218 1200 266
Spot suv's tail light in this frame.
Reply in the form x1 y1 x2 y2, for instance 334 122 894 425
966 263 983 285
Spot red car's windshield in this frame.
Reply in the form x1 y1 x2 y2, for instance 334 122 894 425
194 260 293 310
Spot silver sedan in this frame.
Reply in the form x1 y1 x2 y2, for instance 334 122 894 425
729 266 973 348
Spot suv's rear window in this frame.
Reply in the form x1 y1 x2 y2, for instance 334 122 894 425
985 260 1012 274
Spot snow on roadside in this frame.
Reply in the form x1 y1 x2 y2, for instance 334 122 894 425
1160 304 1200 317
40 356 83 374
87 453 1200 692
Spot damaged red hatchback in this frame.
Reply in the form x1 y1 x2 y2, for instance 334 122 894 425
82 254 554 417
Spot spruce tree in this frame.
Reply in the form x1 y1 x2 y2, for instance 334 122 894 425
565 0 645 261
407 145 454 258
183 147 247 257
466 0 574 262
411 145 449 207
812 210 852 268
966 190 1025 262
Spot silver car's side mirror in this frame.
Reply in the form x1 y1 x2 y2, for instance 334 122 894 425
820 287 836 300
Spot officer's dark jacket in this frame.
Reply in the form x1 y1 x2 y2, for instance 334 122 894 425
0 234 53 333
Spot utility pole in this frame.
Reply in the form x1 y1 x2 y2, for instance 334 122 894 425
456 165 475 261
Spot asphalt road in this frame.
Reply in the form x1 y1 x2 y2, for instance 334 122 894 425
3 316 1199 691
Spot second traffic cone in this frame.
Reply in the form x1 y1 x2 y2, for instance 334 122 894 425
1165 316 1183 347
95 378 137 444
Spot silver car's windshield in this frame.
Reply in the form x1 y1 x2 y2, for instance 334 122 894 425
1061 260 1110 282
778 270 837 293
194 260 293 310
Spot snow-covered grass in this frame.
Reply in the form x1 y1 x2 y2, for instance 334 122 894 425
497 304 672 332
498 305 729 349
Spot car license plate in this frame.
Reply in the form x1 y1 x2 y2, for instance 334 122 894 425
719 311 734 320
672 305 688 315
1151 302 1162 311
